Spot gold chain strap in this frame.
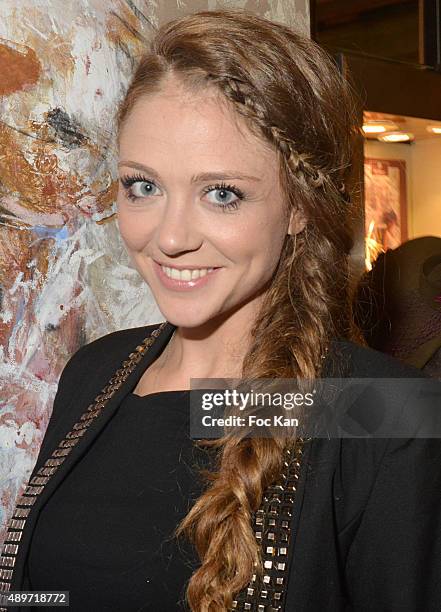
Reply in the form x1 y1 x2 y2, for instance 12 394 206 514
0 322 168 609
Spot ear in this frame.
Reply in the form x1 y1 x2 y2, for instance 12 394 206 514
288 207 307 235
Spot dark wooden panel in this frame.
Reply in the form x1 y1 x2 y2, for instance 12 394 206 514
420 0 441 69
338 51 441 121
316 0 416 27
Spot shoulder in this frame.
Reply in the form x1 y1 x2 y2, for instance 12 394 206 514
328 337 426 378
80 321 164 355
64 322 164 371
42 322 165 437
54 322 165 399
326 338 441 438
31 323 165 476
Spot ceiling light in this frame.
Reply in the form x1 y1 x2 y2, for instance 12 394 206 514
362 120 398 134
363 124 386 134
427 125 441 134
378 131 413 143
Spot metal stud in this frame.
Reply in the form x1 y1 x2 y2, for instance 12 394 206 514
12 508 30 519
52 448 70 458
16 495 36 507
72 420 92 431
58 438 80 448
4 533 21 544
8 519 25 530
37 467 56 477
24 485 44 496
45 458 65 467
30 476 49 486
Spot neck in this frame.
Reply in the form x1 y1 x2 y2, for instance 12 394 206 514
162 306 260 381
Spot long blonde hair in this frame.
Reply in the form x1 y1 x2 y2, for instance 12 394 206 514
117 9 360 610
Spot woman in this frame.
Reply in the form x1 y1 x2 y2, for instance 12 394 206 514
1 9 441 612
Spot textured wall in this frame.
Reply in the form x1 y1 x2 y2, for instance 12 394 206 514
0 0 309 537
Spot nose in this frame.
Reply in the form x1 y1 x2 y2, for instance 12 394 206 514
155 196 203 256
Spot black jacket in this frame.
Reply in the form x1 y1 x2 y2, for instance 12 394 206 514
4 321 441 611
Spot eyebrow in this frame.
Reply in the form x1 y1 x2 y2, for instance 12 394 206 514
117 160 262 183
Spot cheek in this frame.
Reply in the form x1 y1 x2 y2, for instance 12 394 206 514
217 211 286 264
117 206 154 252
249 216 287 264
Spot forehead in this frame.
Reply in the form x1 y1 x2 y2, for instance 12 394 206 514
118 75 278 177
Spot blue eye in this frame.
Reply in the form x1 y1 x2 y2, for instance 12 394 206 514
202 182 245 212
120 174 246 212
120 174 160 202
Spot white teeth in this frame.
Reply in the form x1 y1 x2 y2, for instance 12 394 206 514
161 266 215 281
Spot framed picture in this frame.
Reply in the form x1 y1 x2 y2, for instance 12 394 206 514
364 158 408 254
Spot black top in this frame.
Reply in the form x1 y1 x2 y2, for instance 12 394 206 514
27 391 207 611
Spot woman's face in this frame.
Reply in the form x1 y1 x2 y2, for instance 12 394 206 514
117 74 304 329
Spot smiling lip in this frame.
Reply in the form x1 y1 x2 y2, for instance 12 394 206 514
153 260 222 291
154 260 221 270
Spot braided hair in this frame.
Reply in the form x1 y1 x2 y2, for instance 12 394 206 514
117 9 360 611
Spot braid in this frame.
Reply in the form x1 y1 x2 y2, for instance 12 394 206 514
213 76 335 192
175 74 352 611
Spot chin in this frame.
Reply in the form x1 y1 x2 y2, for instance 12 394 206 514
156 303 226 330
156 305 206 326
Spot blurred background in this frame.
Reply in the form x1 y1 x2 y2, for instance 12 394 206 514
311 0 441 382
311 0 441 271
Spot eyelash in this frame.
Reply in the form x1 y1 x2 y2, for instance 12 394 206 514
119 173 246 212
